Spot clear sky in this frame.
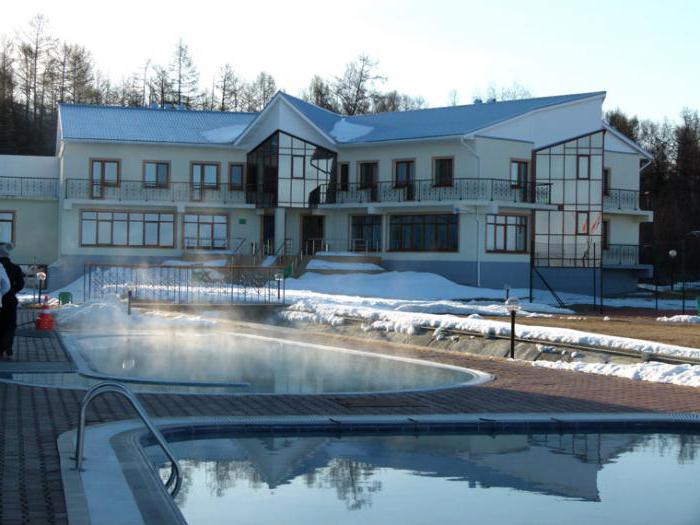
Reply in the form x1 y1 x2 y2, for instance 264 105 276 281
1 0 698 120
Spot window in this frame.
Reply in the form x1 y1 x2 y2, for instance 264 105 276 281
229 163 245 190
184 214 228 249
143 162 169 188
603 168 611 196
191 162 219 189
486 215 528 252
576 211 590 235
602 220 610 249
291 155 305 179
577 155 590 180
510 160 528 188
351 215 382 251
394 160 414 188
80 210 174 247
359 162 378 189
91 160 120 186
0 212 14 244
389 214 458 252
339 163 349 191
434 158 453 186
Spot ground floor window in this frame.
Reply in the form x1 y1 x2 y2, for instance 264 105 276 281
184 213 228 249
80 210 175 247
351 215 382 251
486 214 527 252
0 212 14 244
389 214 458 252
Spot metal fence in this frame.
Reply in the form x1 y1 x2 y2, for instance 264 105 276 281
0 177 58 199
85 264 286 305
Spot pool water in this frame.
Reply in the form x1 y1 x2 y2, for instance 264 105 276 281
62 332 486 394
150 431 700 525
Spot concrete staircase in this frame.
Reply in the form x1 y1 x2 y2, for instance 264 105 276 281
302 252 384 276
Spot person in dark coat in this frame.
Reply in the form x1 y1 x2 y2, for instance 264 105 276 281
0 243 25 358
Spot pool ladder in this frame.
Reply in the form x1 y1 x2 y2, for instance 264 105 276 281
73 381 182 497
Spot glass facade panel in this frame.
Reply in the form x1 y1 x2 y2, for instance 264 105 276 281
389 214 458 252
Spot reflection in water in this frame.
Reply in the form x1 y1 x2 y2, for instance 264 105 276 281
149 432 700 524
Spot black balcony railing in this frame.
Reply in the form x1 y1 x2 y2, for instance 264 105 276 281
603 244 640 266
0 177 58 199
319 178 552 206
603 189 653 212
65 179 247 204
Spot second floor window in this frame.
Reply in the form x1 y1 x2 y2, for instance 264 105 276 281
191 162 219 189
603 168 611 196
510 160 528 188
91 159 119 186
339 163 349 191
144 162 169 188
229 164 244 190
359 162 378 189
434 158 454 187
577 155 590 180
394 160 415 188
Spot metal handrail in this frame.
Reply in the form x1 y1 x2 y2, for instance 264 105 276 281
73 382 182 497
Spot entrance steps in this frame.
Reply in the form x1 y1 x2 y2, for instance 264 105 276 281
302 252 384 275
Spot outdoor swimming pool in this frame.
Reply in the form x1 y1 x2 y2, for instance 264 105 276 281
60 332 490 394
148 430 700 525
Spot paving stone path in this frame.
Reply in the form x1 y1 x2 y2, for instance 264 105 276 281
0 311 698 523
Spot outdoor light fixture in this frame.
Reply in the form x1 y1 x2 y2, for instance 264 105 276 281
505 297 521 359
668 249 678 292
36 271 47 302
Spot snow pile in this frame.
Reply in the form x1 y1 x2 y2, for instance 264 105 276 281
305 260 383 271
534 360 700 388
260 256 277 268
657 315 700 324
329 119 374 142
200 124 248 143
54 295 217 330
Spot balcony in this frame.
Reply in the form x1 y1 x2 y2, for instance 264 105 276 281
0 177 58 200
318 179 552 207
603 244 640 266
65 179 247 205
603 189 652 212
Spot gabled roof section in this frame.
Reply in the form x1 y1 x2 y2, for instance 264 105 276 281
602 122 652 159
280 91 607 145
58 103 258 145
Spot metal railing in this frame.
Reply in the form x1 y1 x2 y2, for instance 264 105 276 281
85 263 286 305
603 244 640 266
304 238 381 255
603 189 651 211
318 179 552 206
73 382 182 497
0 176 58 199
65 179 247 204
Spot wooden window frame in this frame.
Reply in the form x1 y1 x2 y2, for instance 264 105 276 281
78 209 176 248
392 159 415 189
358 161 379 190
510 159 529 188
182 212 229 250
485 214 528 254
339 162 350 191
142 161 171 189
576 211 590 235
388 213 459 253
0 211 16 245
190 161 221 190
432 156 454 187
576 154 591 180
228 163 245 191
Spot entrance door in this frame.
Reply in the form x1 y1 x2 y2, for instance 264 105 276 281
301 215 325 254
261 215 275 254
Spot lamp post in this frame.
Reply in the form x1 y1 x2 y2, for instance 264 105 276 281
668 249 677 293
274 273 283 302
36 271 47 304
505 297 521 359
126 283 135 316
504 284 511 301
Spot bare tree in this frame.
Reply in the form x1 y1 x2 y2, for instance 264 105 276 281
302 75 338 112
149 65 174 107
243 72 276 111
484 81 532 102
168 39 199 107
447 89 459 106
217 64 244 111
333 55 384 115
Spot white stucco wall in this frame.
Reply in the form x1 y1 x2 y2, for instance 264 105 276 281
0 199 59 263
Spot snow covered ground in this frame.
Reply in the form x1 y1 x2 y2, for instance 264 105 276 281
534 360 700 388
657 315 700 324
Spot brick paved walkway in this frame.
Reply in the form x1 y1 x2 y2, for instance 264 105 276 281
0 317 699 524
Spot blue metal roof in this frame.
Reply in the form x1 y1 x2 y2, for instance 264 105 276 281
59 91 605 147
280 91 606 144
58 104 258 145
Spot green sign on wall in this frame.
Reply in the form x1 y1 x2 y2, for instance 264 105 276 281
238 218 246 225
